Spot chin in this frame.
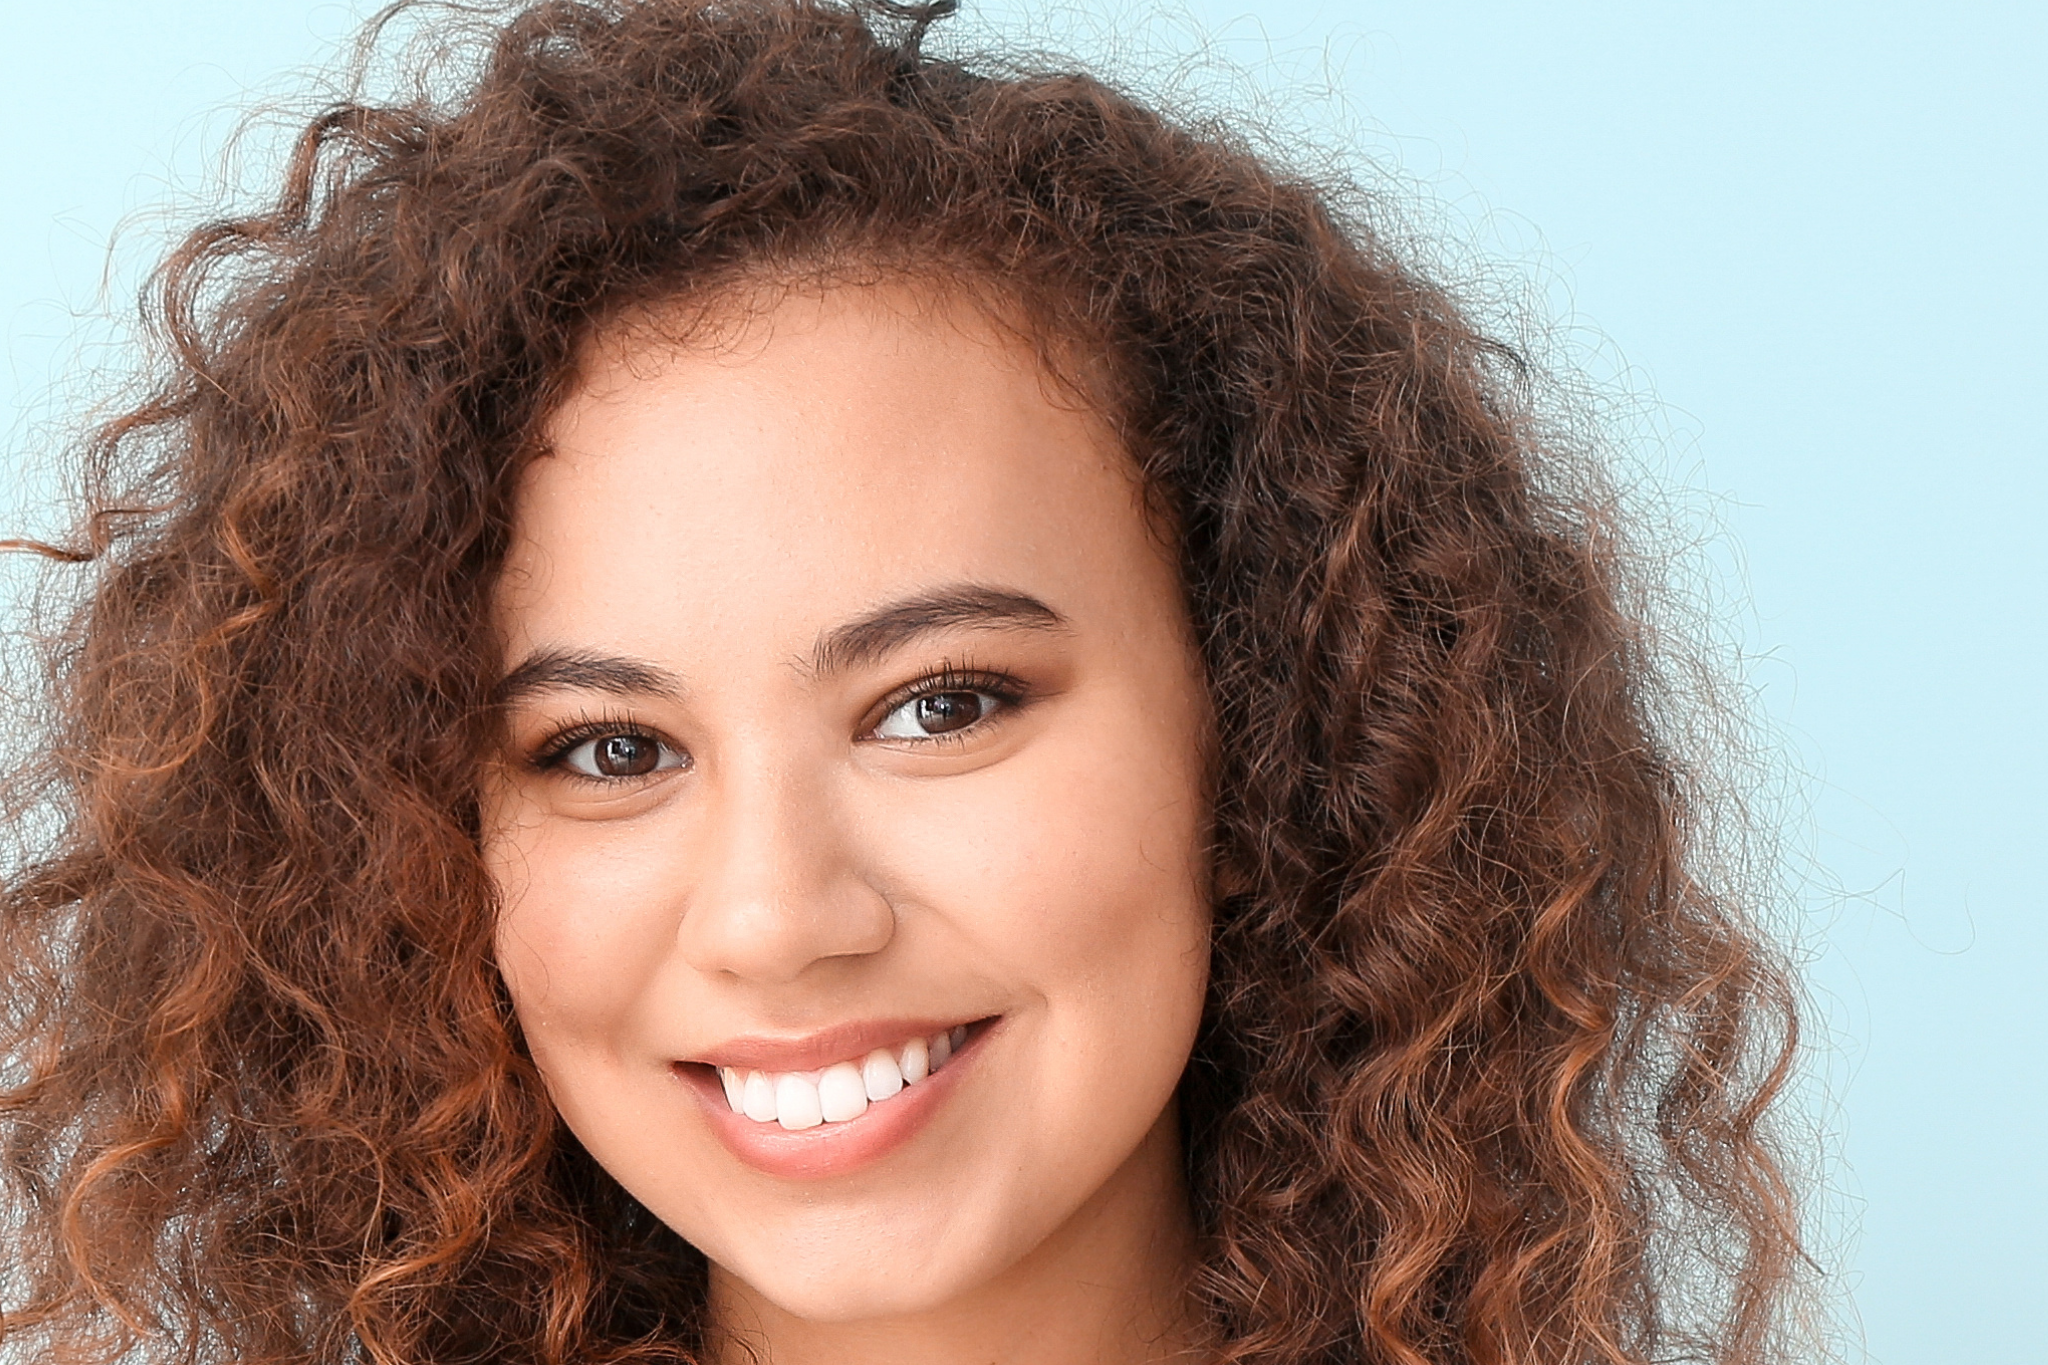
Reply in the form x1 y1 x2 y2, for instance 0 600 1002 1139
741 1261 965 1323
707 1204 1025 1324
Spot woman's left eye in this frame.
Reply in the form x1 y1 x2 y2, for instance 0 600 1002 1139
554 732 688 779
872 690 1005 741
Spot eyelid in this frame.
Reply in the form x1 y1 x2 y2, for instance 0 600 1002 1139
527 711 687 776
861 664 1030 742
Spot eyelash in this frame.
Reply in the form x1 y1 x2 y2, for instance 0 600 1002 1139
525 664 1031 775
530 711 678 779
864 665 1029 744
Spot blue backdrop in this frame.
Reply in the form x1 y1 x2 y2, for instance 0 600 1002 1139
4 4 2040 1360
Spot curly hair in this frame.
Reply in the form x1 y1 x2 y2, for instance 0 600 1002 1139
0 2 1805 1362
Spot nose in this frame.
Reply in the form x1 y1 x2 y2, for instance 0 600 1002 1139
672 754 895 983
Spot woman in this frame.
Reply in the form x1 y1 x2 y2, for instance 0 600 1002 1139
0 2 1806 1362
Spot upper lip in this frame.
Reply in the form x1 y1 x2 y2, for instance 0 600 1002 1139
684 1016 985 1073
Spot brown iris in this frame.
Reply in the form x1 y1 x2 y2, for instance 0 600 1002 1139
914 692 986 735
593 734 662 776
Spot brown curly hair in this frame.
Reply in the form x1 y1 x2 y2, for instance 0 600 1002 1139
0 2 1805 1361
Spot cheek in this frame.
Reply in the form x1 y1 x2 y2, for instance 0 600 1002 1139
484 801 685 1045
992 792 1203 989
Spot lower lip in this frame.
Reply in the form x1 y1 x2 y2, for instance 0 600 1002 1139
676 1022 995 1181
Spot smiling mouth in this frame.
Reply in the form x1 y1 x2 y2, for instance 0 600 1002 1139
705 1022 982 1131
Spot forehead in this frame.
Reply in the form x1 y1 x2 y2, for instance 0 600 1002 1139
496 282 1173 667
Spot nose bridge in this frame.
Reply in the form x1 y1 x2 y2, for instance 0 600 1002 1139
675 725 893 982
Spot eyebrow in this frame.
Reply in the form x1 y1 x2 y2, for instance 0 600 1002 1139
493 584 1068 704
492 650 683 706
808 584 1068 676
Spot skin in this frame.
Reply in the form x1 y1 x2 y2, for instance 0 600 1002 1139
482 280 1215 1365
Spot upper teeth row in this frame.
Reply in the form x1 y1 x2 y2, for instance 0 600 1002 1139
718 1026 969 1131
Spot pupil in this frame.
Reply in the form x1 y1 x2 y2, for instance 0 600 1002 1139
916 692 984 734
595 734 658 776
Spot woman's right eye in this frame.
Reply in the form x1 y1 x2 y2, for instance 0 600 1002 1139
551 732 689 779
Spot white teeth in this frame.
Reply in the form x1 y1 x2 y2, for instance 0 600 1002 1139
742 1070 777 1123
775 1073 824 1130
714 1025 976 1129
899 1035 929 1084
817 1062 869 1123
862 1048 904 1101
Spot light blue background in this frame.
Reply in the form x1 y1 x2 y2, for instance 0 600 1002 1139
3 4 2040 1361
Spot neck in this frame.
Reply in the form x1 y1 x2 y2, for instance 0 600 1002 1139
706 1112 1203 1365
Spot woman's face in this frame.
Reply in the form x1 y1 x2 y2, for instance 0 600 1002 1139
482 282 1213 1325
